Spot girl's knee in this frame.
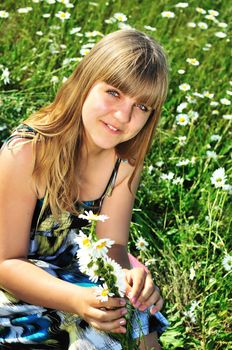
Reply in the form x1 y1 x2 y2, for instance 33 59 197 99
138 331 162 350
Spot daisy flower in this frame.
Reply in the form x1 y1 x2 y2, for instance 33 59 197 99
105 257 126 296
210 134 221 142
196 7 206 14
92 238 115 258
172 177 184 185
215 32 227 38
0 10 9 18
177 102 188 113
161 11 175 18
206 151 217 159
175 2 188 8
1 68 10 84
187 22 196 28
135 237 149 251
189 267 196 280
179 83 191 91
176 114 190 126
186 58 200 66
144 25 156 31
220 98 230 105
222 255 232 271
208 9 219 17
75 230 92 249
178 69 186 74
113 13 127 22
70 27 82 35
80 48 91 56
78 211 109 223
17 7 33 14
198 22 208 30
203 91 214 99
178 136 187 145
211 167 227 188
94 283 114 302
55 11 71 22
176 159 190 166
160 171 174 180
223 114 232 120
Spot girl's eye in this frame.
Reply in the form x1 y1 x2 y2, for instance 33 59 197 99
136 104 148 112
107 90 120 97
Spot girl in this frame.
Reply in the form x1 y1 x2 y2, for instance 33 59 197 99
0 29 169 349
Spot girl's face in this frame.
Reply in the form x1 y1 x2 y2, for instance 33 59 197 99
81 81 152 152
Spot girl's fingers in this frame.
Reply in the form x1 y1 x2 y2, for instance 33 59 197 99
96 296 126 309
149 295 164 314
90 316 127 333
126 268 146 303
135 273 155 304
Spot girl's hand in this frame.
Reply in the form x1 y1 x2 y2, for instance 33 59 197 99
73 287 128 334
123 268 163 314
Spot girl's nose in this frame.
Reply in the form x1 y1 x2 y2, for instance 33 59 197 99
113 102 133 124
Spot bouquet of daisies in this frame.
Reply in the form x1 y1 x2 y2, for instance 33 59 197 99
75 210 140 350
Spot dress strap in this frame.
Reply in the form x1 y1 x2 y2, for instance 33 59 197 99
101 157 122 197
4 124 38 149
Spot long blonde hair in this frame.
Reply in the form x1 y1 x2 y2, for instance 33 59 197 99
19 29 168 218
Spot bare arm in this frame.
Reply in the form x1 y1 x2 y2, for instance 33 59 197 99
0 142 127 333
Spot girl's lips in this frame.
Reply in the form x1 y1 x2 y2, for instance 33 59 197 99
102 121 122 134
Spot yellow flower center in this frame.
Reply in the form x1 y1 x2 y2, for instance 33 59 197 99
179 116 186 123
83 238 91 247
96 241 106 249
101 289 109 297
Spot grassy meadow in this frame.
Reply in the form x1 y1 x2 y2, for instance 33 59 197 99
0 0 231 349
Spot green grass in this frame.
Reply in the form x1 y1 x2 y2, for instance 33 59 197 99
0 0 231 349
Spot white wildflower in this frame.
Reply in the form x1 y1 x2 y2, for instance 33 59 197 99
187 22 196 28
75 231 92 250
189 267 196 280
176 114 190 126
218 22 228 28
188 110 199 121
36 31 43 36
94 283 114 302
193 92 204 98
183 309 196 323
186 58 200 66
227 90 232 96
196 7 206 14
17 7 33 13
222 255 232 271
178 69 185 74
43 13 51 18
161 11 175 18
80 48 91 56
160 172 174 181
55 11 71 21
105 257 126 296
135 237 149 251
113 13 127 22
51 76 59 84
210 134 221 142
176 159 190 166
206 151 217 159
179 83 191 91
223 114 232 120
175 2 189 8
220 98 230 105
144 25 156 31
186 95 197 104
70 27 82 35
203 91 214 99
215 32 227 38
212 110 219 115
210 101 219 106
178 136 187 145
92 238 115 259
155 160 164 167
177 102 188 113
198 22 208 30
1 68 10 84
172 177 184 185
78 211 109 223
211 168 227 188
0 10 9 18
46 0 56 3
222 184 232 194
148 165 154 174
208 9 219 17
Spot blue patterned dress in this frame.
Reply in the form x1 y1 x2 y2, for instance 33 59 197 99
0 125 168 349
